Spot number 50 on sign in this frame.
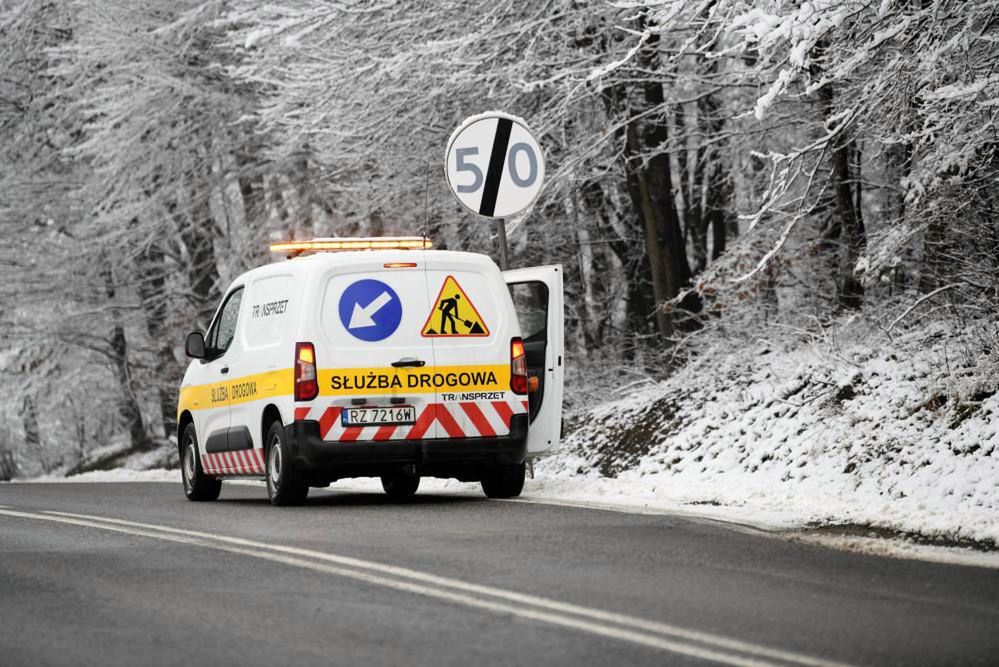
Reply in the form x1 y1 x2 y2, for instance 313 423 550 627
444 112 545 220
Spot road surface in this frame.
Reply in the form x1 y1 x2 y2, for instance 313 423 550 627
0 481 996 666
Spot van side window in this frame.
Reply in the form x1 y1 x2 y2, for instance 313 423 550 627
206 287 244 357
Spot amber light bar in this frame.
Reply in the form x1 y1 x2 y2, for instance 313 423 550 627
270 236 432 254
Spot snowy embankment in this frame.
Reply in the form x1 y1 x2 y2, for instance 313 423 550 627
541 318 999 547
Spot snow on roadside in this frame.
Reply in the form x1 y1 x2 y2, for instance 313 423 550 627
549 317 999 547
22 468 179 484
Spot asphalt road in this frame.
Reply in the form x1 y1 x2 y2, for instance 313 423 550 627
0 482 996 667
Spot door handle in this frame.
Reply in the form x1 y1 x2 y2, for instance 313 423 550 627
391 358 426 368
221 367 229 374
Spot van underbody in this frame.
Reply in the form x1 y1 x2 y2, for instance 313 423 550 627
286 413 529 486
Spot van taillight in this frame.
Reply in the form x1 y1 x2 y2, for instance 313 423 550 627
295 342 319 401
511 337 528 395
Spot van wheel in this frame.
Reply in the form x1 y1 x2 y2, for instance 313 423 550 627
181 423 222 502
381 473 420 498
480 463 526 499
265 421 308 506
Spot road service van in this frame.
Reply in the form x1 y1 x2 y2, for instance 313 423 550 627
177 237 564 505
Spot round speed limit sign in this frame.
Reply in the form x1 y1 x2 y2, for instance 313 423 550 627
445 112 545 219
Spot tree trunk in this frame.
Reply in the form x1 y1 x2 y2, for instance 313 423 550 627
707 163 733 261
919 219 946 292
587 179 655 352
621 15 698 341
676 104 707 273
104 264 152 452
22 394 40 449
697 49 732 263
236 137 267 228
138 241 179 439
625 122 674 340
830 136 865 309
178 198 221 325
816 71 866 309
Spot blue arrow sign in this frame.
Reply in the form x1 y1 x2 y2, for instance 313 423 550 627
338 279 402 342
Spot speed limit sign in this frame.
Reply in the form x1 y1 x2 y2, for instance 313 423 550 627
445 112 545 219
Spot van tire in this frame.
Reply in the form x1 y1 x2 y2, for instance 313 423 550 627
381 473 420 498
265 420 308 506
480 463 526 499
181 422 222 502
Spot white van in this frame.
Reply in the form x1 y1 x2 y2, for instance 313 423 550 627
177 238 564 506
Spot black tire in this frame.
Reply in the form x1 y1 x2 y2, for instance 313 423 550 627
265 420 308 506
380 473 421 498
180 422 222 502
480 462 526 499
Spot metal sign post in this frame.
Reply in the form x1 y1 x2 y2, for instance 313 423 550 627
495 218 509 270
443 112 545 271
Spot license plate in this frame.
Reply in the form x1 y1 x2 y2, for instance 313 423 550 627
342 406 416 426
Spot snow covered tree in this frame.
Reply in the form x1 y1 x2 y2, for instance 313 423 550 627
1 0 995 469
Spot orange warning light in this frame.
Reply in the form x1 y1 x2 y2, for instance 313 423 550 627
270 237 432 255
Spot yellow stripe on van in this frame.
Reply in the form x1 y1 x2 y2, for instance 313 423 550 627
177 368 294 417
177 364 511 418
319 364 510 397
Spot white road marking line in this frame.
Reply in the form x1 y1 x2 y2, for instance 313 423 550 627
0 508 852 667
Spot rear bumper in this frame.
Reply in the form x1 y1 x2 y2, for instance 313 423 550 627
285 414 528 484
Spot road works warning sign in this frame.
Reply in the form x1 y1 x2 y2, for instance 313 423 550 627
422 275 489 337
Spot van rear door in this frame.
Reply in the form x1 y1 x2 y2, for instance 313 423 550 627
423 254 527 440
503 265 564 456
313 256 438 442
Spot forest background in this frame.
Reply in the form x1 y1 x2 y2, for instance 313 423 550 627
1 0 996 481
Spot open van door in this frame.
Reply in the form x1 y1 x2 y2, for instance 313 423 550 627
503 265 564 456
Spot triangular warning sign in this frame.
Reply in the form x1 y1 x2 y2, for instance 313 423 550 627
422 275 490 337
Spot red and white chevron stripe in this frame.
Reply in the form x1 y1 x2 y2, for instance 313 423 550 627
294 399 529 443
202 448 265 476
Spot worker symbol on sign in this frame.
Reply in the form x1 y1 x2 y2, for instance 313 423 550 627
422 276 489 337
438 294 463 334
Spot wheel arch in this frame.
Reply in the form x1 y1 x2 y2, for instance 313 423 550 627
261 404 284 450
177 410 194 460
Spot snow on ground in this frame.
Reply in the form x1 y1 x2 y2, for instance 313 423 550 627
548 317 999 548
24 468 179 484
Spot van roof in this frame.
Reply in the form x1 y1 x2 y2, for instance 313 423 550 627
230 249 499 287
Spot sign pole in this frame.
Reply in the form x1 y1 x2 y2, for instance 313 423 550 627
495 218 510 270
